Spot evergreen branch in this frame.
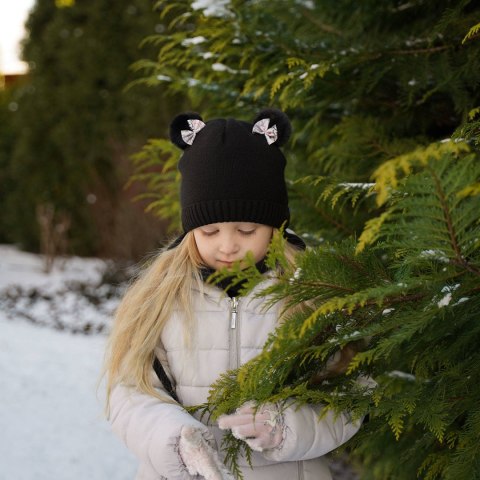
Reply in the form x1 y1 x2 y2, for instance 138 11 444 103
300 286 424 335
462 22 480 44
388 45 450 56
356 211 391 254
297 280 356 294
427 164 480 277
335 253 382 278
468 107 480 121
372 141 470 206
220 431 250 480
290 184 353 234
428 165 462 258
298 8 343 37
335 291 426 319
363 292 426 309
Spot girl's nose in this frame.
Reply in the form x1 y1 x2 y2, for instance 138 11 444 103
218 234 239 255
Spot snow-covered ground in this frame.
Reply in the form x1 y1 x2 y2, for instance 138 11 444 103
0 245 137 480
0 245 128 334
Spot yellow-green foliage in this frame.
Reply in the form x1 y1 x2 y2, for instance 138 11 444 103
458 182 480 198
462 22 480 44
356 211 391 254
372 141 470 206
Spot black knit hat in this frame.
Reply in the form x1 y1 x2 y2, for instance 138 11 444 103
170 108 292 232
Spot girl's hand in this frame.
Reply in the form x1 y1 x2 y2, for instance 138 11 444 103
218 402 284 452
179 425 234 480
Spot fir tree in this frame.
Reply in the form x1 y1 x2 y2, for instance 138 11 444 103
133 1 480 478
0 84 23 243
4 0 184 257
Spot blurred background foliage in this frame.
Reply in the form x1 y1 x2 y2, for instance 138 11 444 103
0 0 189 259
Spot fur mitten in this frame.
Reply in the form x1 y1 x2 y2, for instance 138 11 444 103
179 426 234 480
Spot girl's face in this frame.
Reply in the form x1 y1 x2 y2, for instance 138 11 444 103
193 222 273 270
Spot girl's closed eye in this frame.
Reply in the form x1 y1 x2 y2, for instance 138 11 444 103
239 229 256 236
200 229 219 236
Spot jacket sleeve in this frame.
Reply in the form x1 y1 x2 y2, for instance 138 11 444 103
261 402 362 462
108 348 211 480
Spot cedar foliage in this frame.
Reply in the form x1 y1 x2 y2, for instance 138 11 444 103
134 1 480 478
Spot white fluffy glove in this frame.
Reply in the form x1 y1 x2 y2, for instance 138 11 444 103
218 402 284 452
178 425 234 480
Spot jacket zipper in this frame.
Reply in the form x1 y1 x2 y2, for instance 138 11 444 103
297 461 305 480
229 297 240 369
230 297 238 328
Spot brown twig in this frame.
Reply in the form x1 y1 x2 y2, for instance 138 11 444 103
298 8 343 37
389 45 450 56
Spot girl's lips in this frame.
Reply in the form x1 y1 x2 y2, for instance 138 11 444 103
217 260 234 266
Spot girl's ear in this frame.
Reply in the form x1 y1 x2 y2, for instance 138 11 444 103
170 112 205 150
252 108 291 147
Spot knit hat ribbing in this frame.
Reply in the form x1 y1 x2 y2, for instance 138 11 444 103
170 109 291 232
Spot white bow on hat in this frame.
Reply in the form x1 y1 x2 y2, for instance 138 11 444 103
252 118 278 145
181 119 206 145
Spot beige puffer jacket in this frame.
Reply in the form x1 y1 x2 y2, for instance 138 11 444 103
109 279 361 480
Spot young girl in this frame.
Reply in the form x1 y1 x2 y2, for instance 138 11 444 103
104 109 362 480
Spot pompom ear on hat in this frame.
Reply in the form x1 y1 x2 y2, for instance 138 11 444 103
252 108 291 147
170 112 205 149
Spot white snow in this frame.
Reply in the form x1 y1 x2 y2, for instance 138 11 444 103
0 244 105 289
387 370 415 381
191 0 231 16
437 284 460 308
441 284 460 293
0 245 126 334
338 182 375 190
181 36 207 46
437 292 452 308
419 249 449 263
211 62 248 75
0 245 137 480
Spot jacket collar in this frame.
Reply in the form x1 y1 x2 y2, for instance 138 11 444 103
200 258 269 298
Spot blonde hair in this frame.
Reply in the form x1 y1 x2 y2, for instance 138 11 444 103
103 233 204 406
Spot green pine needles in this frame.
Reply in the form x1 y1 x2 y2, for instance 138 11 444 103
132 1 480 477
198 151 480 480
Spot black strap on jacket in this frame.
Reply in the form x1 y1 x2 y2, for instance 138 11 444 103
153 357 179 403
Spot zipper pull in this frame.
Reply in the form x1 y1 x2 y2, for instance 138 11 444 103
230 297 238 329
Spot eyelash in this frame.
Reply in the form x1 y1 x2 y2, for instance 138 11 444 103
201 230 256 236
